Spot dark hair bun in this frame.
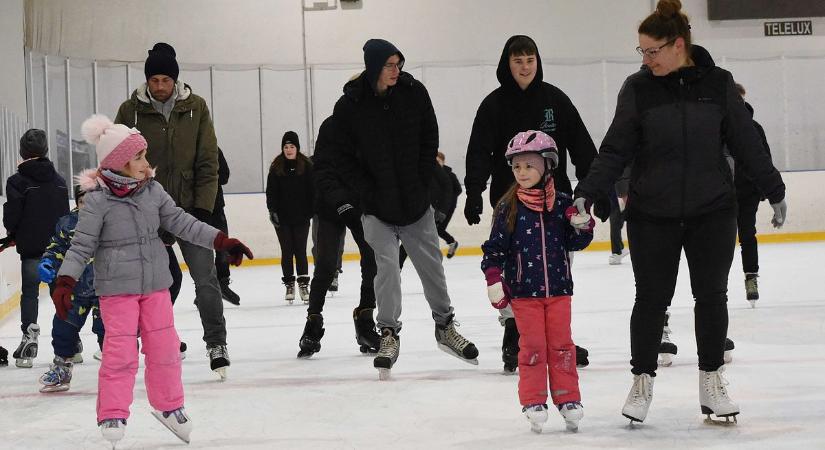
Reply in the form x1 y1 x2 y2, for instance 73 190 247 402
656 0 682 18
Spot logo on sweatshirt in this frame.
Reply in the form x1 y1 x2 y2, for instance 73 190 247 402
540 108 556 133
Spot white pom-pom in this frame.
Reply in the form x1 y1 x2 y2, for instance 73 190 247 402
81 114 114 145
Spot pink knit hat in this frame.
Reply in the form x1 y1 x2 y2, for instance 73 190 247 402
80 114 147 171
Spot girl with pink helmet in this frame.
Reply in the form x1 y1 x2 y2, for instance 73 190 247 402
481 130 594 433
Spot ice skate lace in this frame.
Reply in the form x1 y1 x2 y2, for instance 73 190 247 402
662 326 672 343
43 364 71 383
629 375 652 406
705 369 731 401
440 321 471 351
376 332 398 358
745 276 758 292
207 345 228 360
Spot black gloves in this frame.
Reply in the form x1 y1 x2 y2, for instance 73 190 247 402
192 208 213 223
464 194 483 225
337 203 362 228
269 211 280 228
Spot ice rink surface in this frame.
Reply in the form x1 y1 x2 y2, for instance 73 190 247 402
1 242 824 449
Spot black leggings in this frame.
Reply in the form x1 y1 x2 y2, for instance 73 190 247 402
626 209 737 376
276 222 311 280
736 191 761 274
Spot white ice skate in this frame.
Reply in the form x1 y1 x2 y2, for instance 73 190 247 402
93 350 103 361
151 407 193 443
99 418 126 449
558 401 583 432
658 313 677 367
622 373 654 424
608 249 629 265
523 404 548 433
700 367 739 425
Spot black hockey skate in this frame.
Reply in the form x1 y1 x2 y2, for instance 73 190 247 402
219 277 241 305
13 323 40 368
502 318 519 374
575 345 589 368
207 345 230 381
353 308 380 353
297 314 325 359
374 328 400 380
658 312 678 367
744 273 759 308
0 346 8 366
435 316 479 365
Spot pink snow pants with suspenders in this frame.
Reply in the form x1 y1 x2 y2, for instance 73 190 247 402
96 289 183 422
510 295 580 407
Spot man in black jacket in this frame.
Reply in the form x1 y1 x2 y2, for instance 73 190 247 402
464 35 598 371
331 39 479 376
2 129 70 367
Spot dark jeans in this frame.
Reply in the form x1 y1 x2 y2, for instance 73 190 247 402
276 222 311 279
167 245 182 304
51 295 104 358
609 203 626 255
626 209 737 376
213 208 231 280
736 192 761 274
20 258 40 334
308 217 377 315
311 215 344 273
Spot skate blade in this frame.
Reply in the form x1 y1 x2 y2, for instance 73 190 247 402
622 413 645 425
658 353 674 367
93 351 103 361
213 367 227 381
151 411 191 444
749 300 757 308
565 421 579 432
704 414 738 426
437 343 479 365
359 345 378 354
378 368 391 381
530 423 543 434
39 384 70 393
502 368 517 375
297 351 315 359
15 358 33 368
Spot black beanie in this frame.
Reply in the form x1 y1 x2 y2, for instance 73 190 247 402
282 131 300 151
362 39 404 92
144 42 179 81
19 129 48 159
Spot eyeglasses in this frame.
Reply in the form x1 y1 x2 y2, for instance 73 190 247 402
636 38 676 59
383 61 404 71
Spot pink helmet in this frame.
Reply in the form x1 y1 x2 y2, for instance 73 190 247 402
504 130 559 169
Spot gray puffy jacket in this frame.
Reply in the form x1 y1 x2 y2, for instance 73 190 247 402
58 170 219 296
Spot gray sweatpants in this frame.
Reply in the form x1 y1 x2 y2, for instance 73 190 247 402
178 238 227 347
361 208 454 333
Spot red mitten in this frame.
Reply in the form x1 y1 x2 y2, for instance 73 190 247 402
213 232 254 266
51 276 76 321
565 205 595 232
484 267 510 309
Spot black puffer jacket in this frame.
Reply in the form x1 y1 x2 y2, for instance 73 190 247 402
265 155 314 225
313 116 362 223
331 71 439 226
575 55 784 219
2 158 69 258
735 102 772 200
465 35 598 206
443 165 462 213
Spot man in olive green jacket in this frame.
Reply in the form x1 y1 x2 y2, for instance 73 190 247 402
115 42 230 377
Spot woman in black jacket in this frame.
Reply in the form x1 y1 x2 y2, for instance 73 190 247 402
572 0 786 425
266 132 314 303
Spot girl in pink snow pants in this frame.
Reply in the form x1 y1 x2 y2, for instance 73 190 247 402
481 131 594 432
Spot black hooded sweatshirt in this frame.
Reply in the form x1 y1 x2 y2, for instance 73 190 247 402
464 35 598 208
330 40 439 226
3 158 69 258
574 45 784 219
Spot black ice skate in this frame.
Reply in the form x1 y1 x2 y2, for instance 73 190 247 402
353 308 380 353
219 277 241 305
502 318 519 374
575 345 589 368
207 345 230 381
13 323 40 368
297 314 325 359
744 273 759 308
374 328 400 380
435 316 479 365
658 312 678 367
0 346 8 366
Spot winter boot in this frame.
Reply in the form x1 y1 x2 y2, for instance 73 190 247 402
353 307 380 353
745 273 759 307
219 277 241 305
13 323 40 368
374 328 400 380
658 311 678 367
575 345 589 368
99 418 126 447
297 275 310 303
297 314 325 358
283 276 295 304
622 373 655 423
523 404 548 433
699 367 739 423
724 338 735 364
446 241 459 259
558 401 584 432
207 345 230 381
39 356 74 393
435 316 479 364
151 406 193 443
0 346 8 366
502 318 520 374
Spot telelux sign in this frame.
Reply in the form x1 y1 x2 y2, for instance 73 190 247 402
764 20 813 37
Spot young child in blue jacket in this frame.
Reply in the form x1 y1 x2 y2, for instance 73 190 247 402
481 130 594 433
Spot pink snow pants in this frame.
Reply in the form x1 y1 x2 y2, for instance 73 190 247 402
510 296 580 407
97 289 183 422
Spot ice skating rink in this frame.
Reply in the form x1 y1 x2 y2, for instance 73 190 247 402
1 242 823 449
